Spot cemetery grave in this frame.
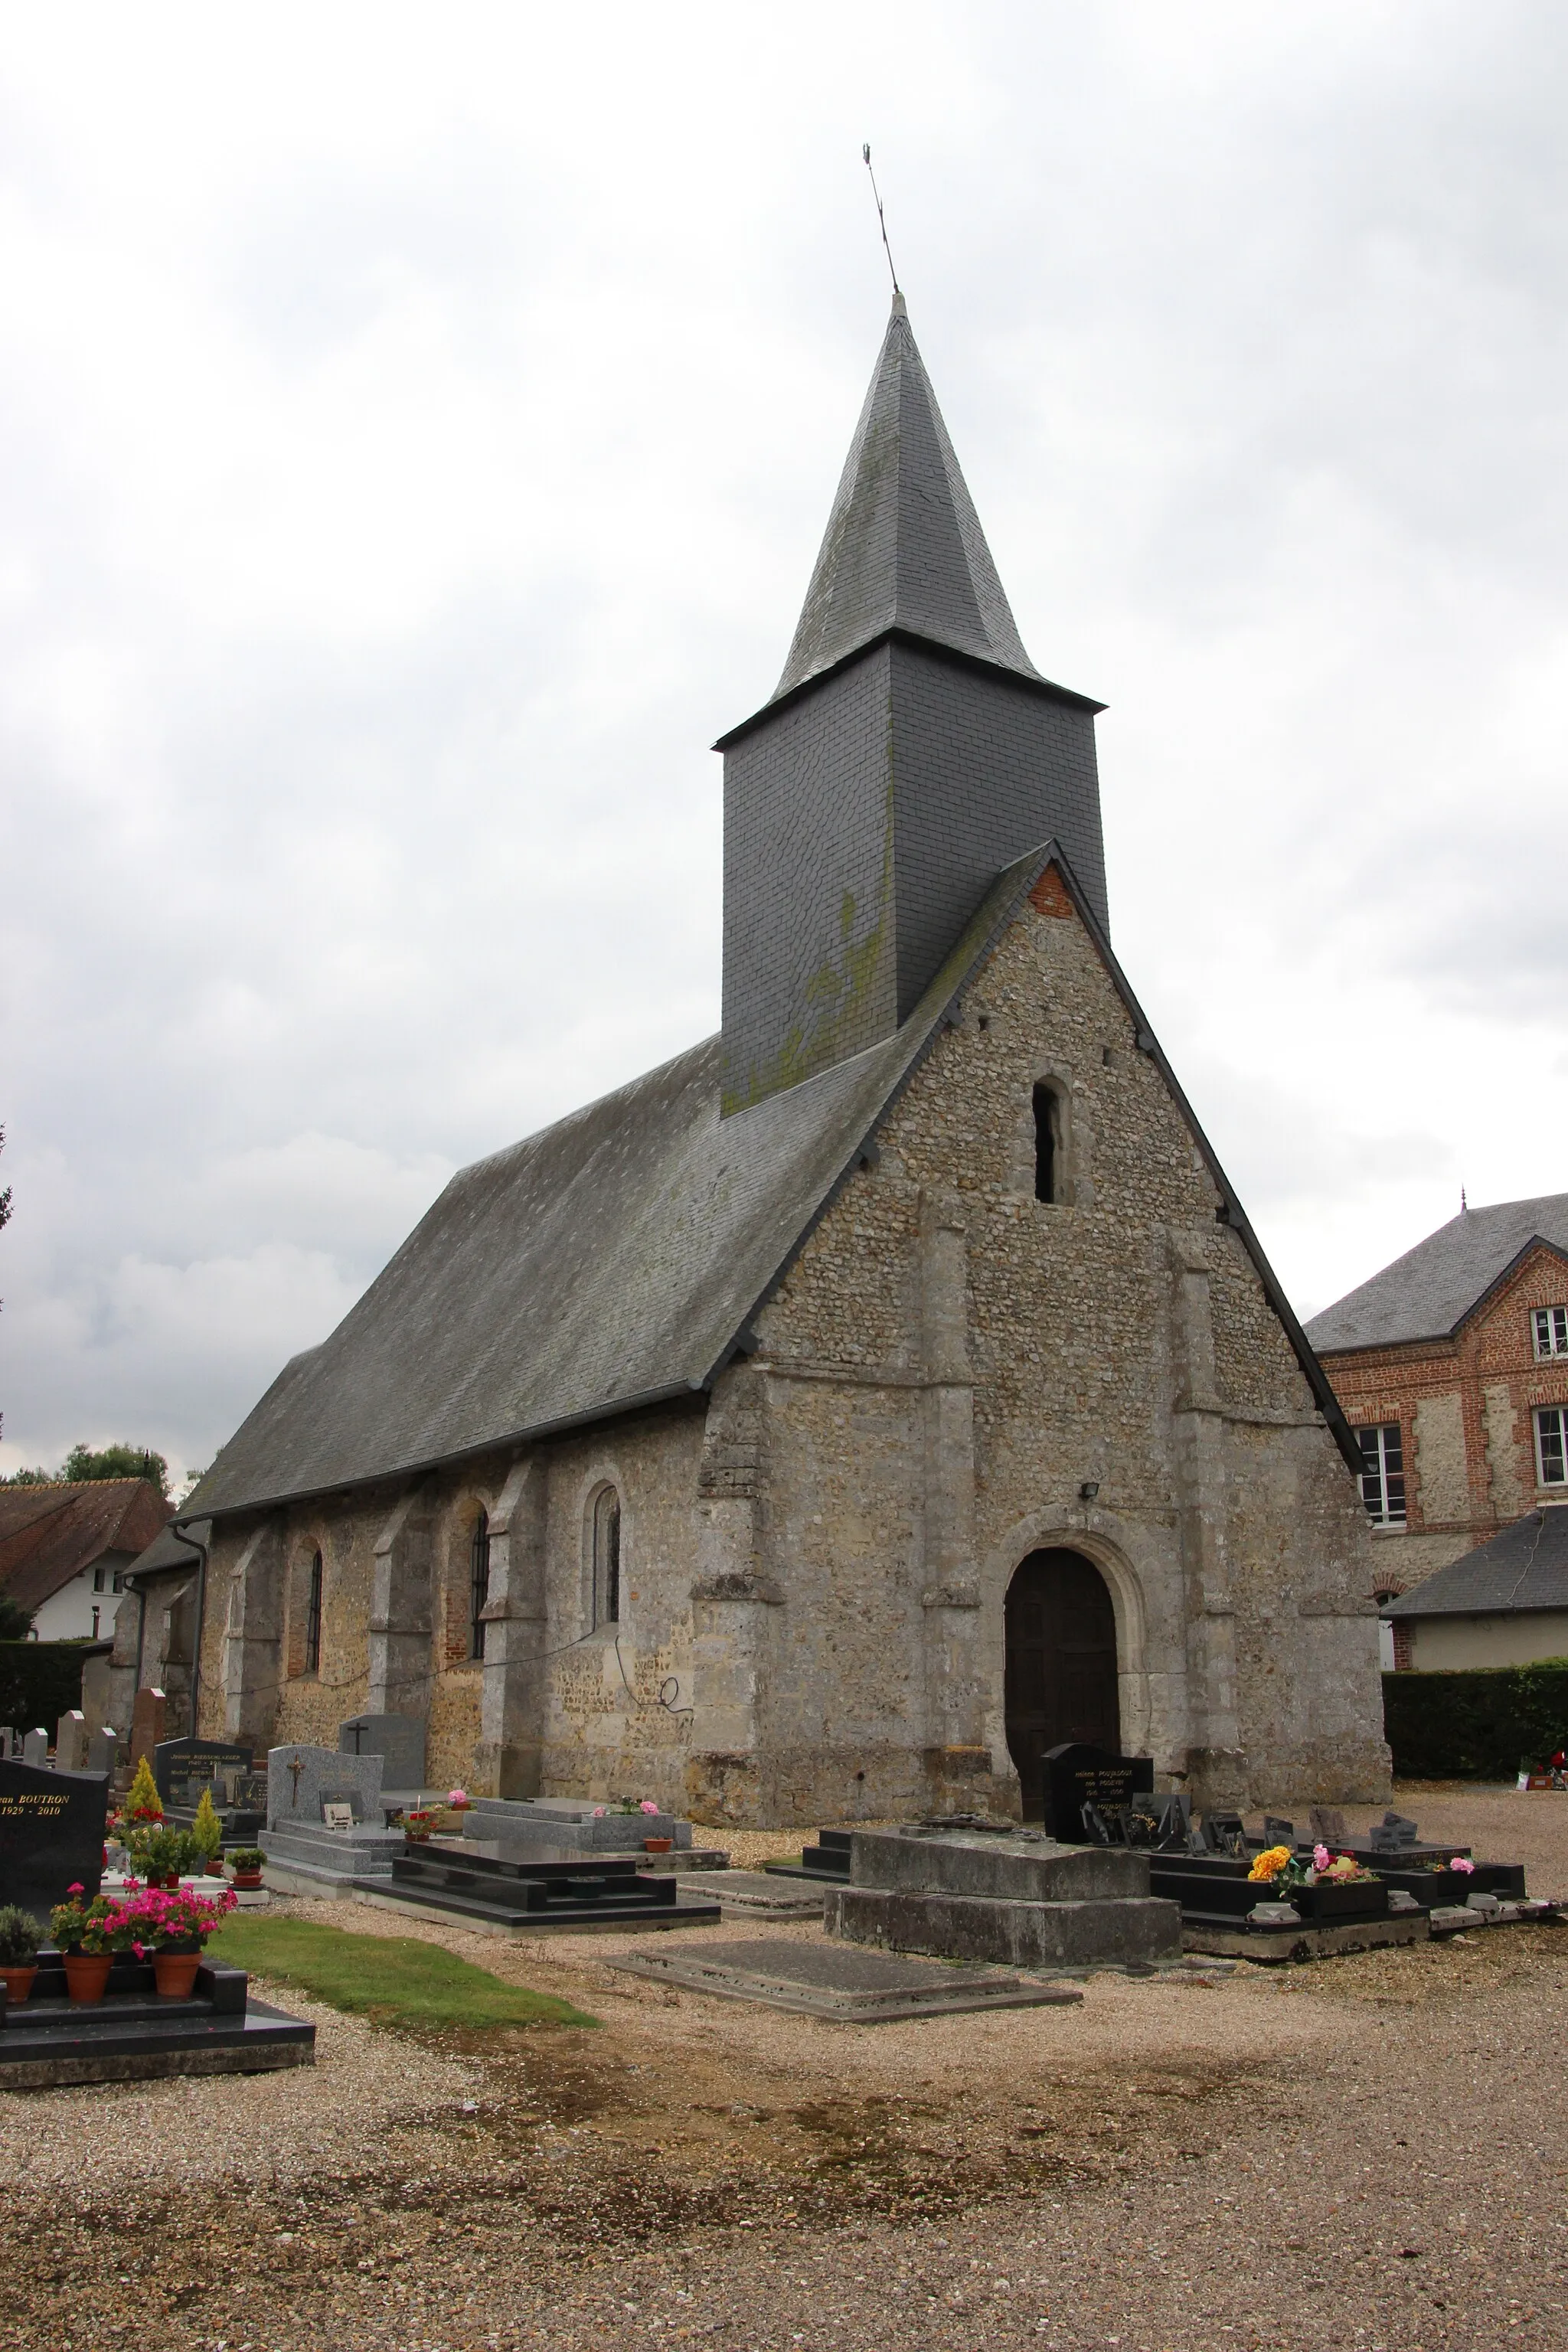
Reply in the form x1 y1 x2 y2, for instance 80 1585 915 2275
0 1746 315 2086
609 1934 1088 2020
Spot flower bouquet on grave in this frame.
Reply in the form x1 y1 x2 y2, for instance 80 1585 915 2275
445 1788 473 1813
122 1881 235 1998
399 1808 438 1844
49 1886 140 2003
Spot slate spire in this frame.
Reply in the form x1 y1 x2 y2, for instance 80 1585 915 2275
773 292 1043 701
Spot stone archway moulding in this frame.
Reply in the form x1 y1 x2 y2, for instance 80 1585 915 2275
980 1508 1177 1769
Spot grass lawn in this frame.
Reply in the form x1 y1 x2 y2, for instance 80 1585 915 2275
211 1915 598 2032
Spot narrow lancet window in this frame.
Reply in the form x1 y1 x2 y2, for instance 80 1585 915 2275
594 1487 622 1625
304 1548 323 1674
1033 1083 1060 1204
469 1508 491 1660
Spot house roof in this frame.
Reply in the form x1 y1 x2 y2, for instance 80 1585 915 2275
123 1517 211 1583
763 294 1090 715
0 1481 173 1616
184 841 1359 1523
1384 1508 1568 1619
1305 1194 1568 1354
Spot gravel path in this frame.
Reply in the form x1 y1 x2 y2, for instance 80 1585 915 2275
2 1790 1566 2350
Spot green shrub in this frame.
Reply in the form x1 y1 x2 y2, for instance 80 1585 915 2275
1382 1662 1568 1779
0 1904 40 1965
0 1640 102 1733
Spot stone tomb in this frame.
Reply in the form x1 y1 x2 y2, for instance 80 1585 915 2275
338 1712 426 1795
610 1936 1086 2021
154 1737 265 1836
0 1757 109 1928
1041 1743 1155 1841
826 1824 1182 1971
459 1795 694 1854
260 1743 404 1889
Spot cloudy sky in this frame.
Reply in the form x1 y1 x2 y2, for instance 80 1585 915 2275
4 3 1566 1484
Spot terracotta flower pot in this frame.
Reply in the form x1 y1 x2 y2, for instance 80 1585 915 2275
233 1869 263 1890
0 1965 37 2004
205 1859 227 1877
643 1837 673 1854
62 1952 113 2004
152 1951 202 2000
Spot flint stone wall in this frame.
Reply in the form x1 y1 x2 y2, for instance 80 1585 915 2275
189 885 1389 1823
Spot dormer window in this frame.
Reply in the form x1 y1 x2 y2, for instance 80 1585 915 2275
1534 1306 1568 1361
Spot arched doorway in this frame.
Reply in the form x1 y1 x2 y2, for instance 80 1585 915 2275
1004 1548 1120 1821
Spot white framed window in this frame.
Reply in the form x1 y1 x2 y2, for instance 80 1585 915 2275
1537 1406 1568 1488
1534 1306 1568 1361
1356 1423 1406 1526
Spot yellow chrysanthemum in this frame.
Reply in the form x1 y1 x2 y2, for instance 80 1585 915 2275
1246 1843 1292 1883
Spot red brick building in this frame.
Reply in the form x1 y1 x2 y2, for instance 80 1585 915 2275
1305 1196 1568 1645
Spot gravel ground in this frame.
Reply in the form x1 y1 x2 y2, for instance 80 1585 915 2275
4 1790 1567 2350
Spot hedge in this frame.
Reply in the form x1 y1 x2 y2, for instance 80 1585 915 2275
0 1640 103 1736
1383 1663 1568 1780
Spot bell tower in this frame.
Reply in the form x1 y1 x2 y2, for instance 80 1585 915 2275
717 293 1109 1114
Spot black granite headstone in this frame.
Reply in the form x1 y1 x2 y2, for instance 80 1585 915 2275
1041 1743 1154 1842
153 1737 253 1811
0 1759 109 1929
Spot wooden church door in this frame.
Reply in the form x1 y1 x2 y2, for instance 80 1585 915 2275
1004 1549 1121 1821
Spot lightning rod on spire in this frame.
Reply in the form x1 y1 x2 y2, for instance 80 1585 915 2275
863 144 900 296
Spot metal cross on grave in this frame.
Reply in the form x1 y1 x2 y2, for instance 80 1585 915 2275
289 1749 304 1808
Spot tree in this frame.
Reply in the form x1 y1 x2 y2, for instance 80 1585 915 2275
0 1592 34 1642
59 1443 172 1497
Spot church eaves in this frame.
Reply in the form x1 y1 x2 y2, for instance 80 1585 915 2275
771 292 1047 701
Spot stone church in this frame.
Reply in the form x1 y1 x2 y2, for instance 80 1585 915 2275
144 296 1391 1823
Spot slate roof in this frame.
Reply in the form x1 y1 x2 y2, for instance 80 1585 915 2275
122 1517 211 1584
185 842 1357 1521
769 294 1067 707
0 1481 173 1615
1305 1194 1568 1354
1384 1508 1568 1619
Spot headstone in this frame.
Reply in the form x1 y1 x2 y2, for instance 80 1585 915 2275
1201 1811 1247 1856
153 1736 253 1812
266 1743 385 1830
55 1710 89 1772
130 1687 167 1764
1263 1815 1296 1847
1308 1805 1348 1847
79 1648 113 1734
90 1726 121 1779
338 1713 426 1790
21 1728 48 1767
0 1757 109 1928
1040 1743 1155 1842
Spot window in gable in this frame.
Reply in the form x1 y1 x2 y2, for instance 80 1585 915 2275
1534 1306 1568 1361
1356 1423 1406 1527
1032 1083 1061 1205
1537 1406 1567 1488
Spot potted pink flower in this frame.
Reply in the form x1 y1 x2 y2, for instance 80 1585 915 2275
48 1886 139 2003
122 1882 237 1998
446 1788 472 1812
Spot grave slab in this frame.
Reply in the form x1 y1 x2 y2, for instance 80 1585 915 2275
461 1795 692 1851
712 1870 827 1919
828 1883 1180 1969
1181 1913 1429 1963
609 1936 1085 2020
